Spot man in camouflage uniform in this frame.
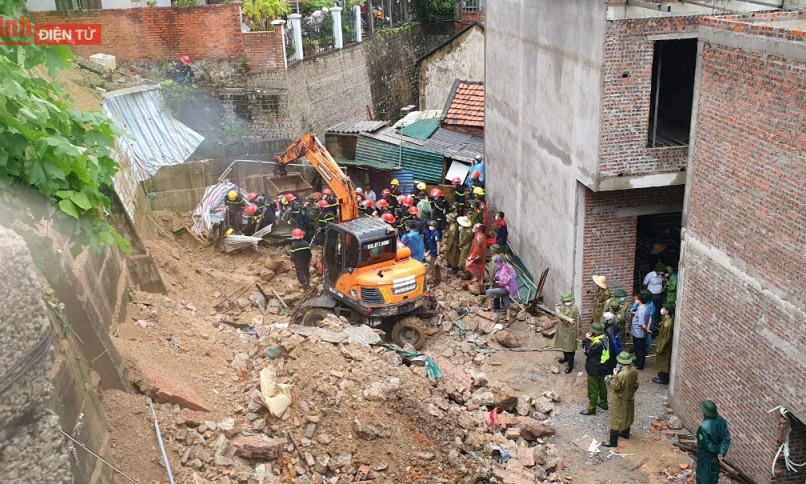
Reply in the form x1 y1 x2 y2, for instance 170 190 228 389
554 293 581 374
605 288 631 336
443 213 460 272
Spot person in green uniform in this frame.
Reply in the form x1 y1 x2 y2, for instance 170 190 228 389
602 351 639 447
444 213 460 272
554 293 581 374
457 216 474 276
653 304 675 385
696 400 731 484
469 200 483 226
591 275 611 325
580 322 610 415
605 288 630 337
664 265 677 308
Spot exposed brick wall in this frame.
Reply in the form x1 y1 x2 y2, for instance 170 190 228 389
30 5 284 70
686 41 806 306
673 18 806 484
775 416 806 483
599 16 699 177
702 11 806 42
580 185 684 323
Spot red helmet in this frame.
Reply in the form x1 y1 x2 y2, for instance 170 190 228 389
376 199 389 208
284 193 296 202
180 55 191 65
322 188 333 196
452 177 462 185
471 171 481 179
383 213 395 223
397 196 408 207
362 199 374 208
317 200 329 208
247 192 258 201
292 228 304 239
430 188 443 198
381 188 391 197
245 204 257 216
408 206 418 215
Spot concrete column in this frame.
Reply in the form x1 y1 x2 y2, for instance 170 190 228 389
354 5 362 42
272 19 287 69
365 0 374 36
289 13 303 61
331 6 343 49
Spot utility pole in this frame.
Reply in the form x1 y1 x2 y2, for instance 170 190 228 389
365 0 374 36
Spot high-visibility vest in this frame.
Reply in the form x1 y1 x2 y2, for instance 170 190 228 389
591 334 610 364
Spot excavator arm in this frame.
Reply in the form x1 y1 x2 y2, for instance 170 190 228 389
274 133 359 222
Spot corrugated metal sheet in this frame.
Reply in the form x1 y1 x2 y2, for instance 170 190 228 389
103 86 204 181
364 126 483 165
399 119 440 140
326 120 388 134
354 135 444 184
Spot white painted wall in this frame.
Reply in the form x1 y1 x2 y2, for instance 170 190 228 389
26 0 56 11
485 0 606 306
419 25 485 111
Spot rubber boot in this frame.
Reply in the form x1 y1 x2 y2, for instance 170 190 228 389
601 430 619 448
558 352 568 364
565 352 575 374
619 428 630 440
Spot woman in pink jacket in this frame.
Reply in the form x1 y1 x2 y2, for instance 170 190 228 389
485 255 518 322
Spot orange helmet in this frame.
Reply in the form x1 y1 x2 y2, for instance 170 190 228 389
245 204 257 216
376 199 389 208
408 206 418 215
471 171 481 179
292 228 304 239
452 177 462 185
381 188 391 197
362 199 374 208
284 193 296 202
247 192 258 201
383 213 395 223
317 200 329 209
430 188 443 198
322 188 333 196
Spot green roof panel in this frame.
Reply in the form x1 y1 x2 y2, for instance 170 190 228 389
354 136 444 183
398 118 440 140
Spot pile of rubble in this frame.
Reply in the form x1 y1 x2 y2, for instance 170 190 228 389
151 312 567 483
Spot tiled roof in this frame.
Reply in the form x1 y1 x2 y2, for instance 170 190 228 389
441 80 484 128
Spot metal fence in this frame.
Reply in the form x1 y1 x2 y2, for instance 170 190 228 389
462 0 484 13
342 8 357 44
301 14 335 56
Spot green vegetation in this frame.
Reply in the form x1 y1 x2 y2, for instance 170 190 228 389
173 0 199 6
242 0 290 29
411 0 453 25
0 0 130 256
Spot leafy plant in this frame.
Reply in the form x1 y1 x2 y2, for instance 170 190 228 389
218 119 245 138
411 0 453 25
0 2 130 256
286 42 296 58
159 78 192 114
242 0 290 28
146 0 157 6
173 0 198 6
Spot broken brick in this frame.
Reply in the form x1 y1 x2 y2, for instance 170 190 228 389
517 447 535 467
431 356 473 391
132 361 211 412
230 435 287 460
493 467 535 484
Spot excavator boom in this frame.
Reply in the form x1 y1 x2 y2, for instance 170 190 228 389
274 133 359 221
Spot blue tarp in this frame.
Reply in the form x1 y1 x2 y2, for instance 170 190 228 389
103 86 204 181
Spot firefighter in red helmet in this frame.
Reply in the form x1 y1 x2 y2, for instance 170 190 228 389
289 228 312 287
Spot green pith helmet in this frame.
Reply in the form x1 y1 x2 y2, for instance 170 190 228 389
590 322 604 335
700 400 718 418
561 294 572 302
614 288 627 297
490 244 503 254
446 213 457 223
616 352 633 365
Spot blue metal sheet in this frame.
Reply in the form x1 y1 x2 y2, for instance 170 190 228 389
103 86 204 181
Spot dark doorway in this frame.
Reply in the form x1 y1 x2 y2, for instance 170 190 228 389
647 38 698 147
633 212 682 293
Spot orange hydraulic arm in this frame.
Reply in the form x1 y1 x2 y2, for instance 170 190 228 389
274 133 359 222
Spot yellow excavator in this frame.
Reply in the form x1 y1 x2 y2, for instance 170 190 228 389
274 133 428 348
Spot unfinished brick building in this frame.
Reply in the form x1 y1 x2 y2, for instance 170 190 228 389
485 0 774 320
672 11 806 483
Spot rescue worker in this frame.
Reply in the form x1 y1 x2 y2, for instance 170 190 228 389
475 188 491 236
375 198 390 213
355 187 364 203
361 199 375 217
605 288 630 337
470 170 483 189
495 211 508 248
289 228 312 287
452 177 467 215
457 216 474 275
653 304 675 385
602 352 639 447
464 223 487 286
256 198 275 233
382 188 398 210
423 220 441 262
315 199 333 245
444 213 460 272
171 55 196 86
664 265 677 308
555 293 581 373
246 192 258 203
242 204 260 236
431 189 447 229
389 178 401 198
225 190 245 234
407 206 421 234
469 200 483 226
382 212 396 230
696 400 731 484
415 181 427 196
580 322 610 415
321 188 338 218
395 207 409 238
591 275 611 325
304 194 319 241
416 192 433 222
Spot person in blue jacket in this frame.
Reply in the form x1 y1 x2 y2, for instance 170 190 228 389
400 221 424 262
